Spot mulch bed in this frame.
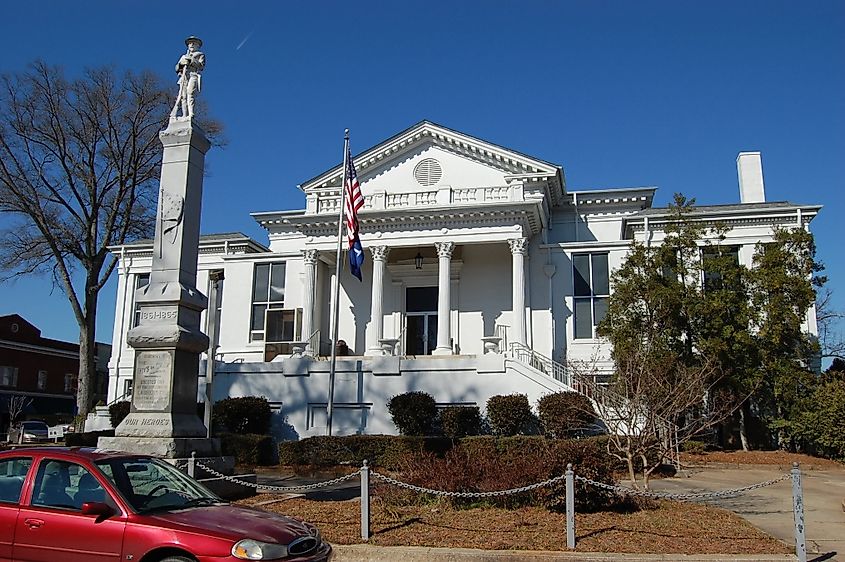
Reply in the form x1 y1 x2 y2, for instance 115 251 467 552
236 495 791 554
683 450 844 470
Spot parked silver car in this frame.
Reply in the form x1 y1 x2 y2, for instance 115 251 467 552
8 420 49 443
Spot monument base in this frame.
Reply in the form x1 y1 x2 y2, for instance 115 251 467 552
97 436 221 459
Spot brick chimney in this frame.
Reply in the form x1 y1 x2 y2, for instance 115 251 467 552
736 151 766 203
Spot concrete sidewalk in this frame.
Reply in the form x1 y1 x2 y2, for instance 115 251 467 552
330 545 796 561
649 465 845 562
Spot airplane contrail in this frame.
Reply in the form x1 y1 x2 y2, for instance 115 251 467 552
236 31 254 51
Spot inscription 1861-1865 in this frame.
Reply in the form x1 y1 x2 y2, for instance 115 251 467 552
133 351 172 410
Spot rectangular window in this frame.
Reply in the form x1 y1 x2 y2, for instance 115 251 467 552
0 367 19 388
132 273 151 328
37 371 47 391
64 373 75 393
0 457 32 503
572 252 610 339
250 262 286 342
702 246 740 292
263 308 304 361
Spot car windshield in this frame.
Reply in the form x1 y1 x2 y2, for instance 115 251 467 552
22 422 46 429
95 457 223 513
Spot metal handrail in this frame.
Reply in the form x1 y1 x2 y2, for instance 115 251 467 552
394 318 408 356
305 328 320 356
494 323 510 351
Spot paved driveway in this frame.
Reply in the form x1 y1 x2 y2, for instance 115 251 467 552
649 465 845 561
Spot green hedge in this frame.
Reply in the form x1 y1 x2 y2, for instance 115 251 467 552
278 435 454 470
219 432 276 466
439 406 482 438
387 391 437 435
486 394 537 436
537 392 598 438
212 396 272 434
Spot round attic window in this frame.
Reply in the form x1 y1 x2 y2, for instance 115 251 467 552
10 323 19 333
413 158 442 187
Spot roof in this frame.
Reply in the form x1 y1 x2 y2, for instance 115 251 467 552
635 200 820 216
120 232 260 247
110 232 269 255
298 120 566 199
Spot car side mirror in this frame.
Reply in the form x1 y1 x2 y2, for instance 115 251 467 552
81 501 113 517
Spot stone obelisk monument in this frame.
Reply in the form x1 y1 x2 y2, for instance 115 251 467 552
100 36 220 459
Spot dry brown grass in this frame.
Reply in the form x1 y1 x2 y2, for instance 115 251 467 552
236 495 791 554
683 450 844 470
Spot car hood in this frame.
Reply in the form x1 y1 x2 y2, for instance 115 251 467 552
147 504 312 544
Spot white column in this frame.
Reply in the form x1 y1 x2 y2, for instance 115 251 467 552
301 249 319 353
509 238 528 346
433 241 455 355
367 246 390 355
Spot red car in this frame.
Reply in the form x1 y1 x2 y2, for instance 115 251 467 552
0 448 332 562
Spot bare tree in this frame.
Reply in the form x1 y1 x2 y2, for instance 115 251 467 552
568 349 735 490
6 394 33 443
0 61 220 420
816 286 845 362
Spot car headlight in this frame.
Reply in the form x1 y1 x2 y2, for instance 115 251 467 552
231 539 288 560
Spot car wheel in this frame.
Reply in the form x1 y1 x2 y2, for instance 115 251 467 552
158 557 195 562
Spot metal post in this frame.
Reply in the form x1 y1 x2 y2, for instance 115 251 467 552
204 270 224 438
791 462 806 562
360 460 370 541
188 451 196 479
327 129 350 437
566 463 575 549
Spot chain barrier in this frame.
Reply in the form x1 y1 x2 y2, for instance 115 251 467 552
574 473 791 501
195 461 788 501
195 461 360 492
370 470 568 498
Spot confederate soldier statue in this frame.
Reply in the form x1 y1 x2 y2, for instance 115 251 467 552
170 36 205 120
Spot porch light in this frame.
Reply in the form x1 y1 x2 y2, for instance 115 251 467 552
415 252 424 270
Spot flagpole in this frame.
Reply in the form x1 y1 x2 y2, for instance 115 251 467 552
327 128 350 437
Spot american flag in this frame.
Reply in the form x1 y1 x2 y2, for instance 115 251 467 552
344 145 365 281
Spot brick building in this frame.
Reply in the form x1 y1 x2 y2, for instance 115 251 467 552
0 314 110 432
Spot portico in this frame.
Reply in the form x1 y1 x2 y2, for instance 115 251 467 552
253 121 563 359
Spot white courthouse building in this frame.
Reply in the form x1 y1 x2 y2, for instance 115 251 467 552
103 121 821 438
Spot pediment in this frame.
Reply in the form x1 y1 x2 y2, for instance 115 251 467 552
298 121 565 198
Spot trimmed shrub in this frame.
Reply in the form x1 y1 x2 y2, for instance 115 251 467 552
439 406 482 438
537 392 598 438
278 435 454 470
393 435 615 512
108 401 131 428
220 433 276 466
277 434 615 511
66 430 114 447
212 396 272 435
486 394 536 436
387 391 437 436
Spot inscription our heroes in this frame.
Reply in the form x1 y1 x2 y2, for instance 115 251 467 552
132 351 172 411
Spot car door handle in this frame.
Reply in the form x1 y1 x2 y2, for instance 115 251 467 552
24 518 45 529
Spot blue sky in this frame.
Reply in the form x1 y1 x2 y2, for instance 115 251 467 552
1 1 843 347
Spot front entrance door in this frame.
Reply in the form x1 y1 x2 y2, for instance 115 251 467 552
406 287 438 355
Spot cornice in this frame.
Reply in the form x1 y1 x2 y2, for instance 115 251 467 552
257 203 543 238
